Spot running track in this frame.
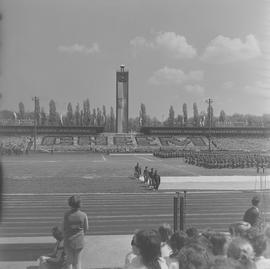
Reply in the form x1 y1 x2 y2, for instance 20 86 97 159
0 191 270 237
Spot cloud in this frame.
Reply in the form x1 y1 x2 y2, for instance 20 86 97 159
244 81 270 98
58 43 100 55
130 36 154 49
201 34 261 64
155 32 197 58
184 84 205 95
221 81 235 90
130 32 197 58
148 67 203 85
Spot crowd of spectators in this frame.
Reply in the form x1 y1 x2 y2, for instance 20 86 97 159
122 196 269 269
37 193 270 269
1 134 270 156
124 221 270 269
0 136 33 155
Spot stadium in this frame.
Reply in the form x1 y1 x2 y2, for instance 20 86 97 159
1 1 270 268
1 68 270 268
1 123 270 268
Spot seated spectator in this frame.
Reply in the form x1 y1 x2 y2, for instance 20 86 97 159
125 231 140 269
227 237 256 269
263 225 270 258
228 221 251 238
210 257 250 269
176 242 210 269
38 226 65 269
185 227 200 245
126 229 168 269
158 224 173 258
166 231 186 269
210 232 228 256
251 234 270 269
209 232 229 265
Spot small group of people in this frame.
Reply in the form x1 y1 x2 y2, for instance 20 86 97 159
134 162 161 190
124 198 270 269
38 195 88 269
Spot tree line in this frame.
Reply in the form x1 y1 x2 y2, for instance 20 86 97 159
0 99 269 131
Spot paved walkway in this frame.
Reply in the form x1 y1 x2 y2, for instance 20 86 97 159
0 235 132 269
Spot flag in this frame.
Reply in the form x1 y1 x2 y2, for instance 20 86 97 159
60 114 63 126
139 117 143 126
13 112 17 120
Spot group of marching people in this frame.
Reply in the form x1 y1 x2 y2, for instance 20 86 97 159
183 151 270 170
134 162 161 190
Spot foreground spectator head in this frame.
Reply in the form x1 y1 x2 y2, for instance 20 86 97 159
186 227 199 239
177 242 210 269
229 221 251 237
210 257 250 269
158 223 173 243
51 226 63 241
250 234 267 257
264 224 270 240
134 229 161 267
131 231 140 255
209 232 228 256
169 231 186 257
68 195 81 209
251 196 260 207
227 237 255 268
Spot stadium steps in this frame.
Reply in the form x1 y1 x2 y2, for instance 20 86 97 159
0 235 132 269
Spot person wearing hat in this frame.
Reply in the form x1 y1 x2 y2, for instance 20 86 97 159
243 196 262 228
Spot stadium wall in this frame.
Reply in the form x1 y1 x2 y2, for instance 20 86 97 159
0 125 104 136
140 126 270 137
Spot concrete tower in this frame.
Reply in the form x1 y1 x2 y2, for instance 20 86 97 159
116 65 129 133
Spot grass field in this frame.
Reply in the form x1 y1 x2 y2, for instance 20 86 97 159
1 152 267 194
1 152 270 236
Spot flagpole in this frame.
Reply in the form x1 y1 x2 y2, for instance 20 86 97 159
32 96 39 152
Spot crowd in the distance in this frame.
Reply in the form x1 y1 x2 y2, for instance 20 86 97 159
38 195 270 269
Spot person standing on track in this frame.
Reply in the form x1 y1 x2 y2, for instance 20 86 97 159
148 168 154 189
154 170 161 190
134 162 140 179
63 195 89 269
143 166 149 185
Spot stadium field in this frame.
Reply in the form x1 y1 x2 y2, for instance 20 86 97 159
1 152 269 236
1 152 267 194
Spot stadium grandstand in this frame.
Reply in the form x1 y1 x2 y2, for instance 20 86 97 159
1 125 270 158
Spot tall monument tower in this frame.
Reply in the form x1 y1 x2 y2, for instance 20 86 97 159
116 65 129 133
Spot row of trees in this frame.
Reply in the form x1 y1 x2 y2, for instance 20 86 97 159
1 99 269 131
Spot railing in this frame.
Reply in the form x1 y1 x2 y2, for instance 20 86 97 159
172 189 270 233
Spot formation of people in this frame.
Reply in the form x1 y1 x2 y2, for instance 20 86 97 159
183 151 270 169
134 162 161 190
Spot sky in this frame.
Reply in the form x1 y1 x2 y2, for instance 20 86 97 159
0 0 270 120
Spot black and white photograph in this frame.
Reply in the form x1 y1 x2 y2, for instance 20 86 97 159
0 0 270 268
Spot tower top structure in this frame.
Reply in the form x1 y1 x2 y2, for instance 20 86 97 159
120 65 125 72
